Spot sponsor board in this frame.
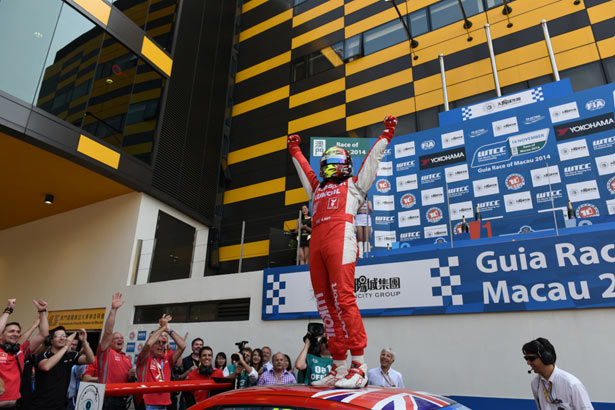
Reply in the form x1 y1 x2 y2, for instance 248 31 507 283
505 173 525 190
504 191 533 212
395 141 415 158
536 189 563 203
449 201 473 221
396 159 416 172
421 171 442 185
442 130 465 148
448 185 470 198
477 199 501 212
557 139 589 161
473 177 500 197
445 163 469 183
419 147 466 170
374 231 397 248
471 129 549 167
398 209 421 227
312 139 327 157
378 161 393 176
400 193 418 209
563 163 592 178
594 153 615 176
554 113 615 141
492 116 519 137
566 180 600 202
424 224 448 238
530 165 561 187
421 187 445 206
374 195 395 211
575 203 600 218
426 207 444 223
396 174 418 192
549 101 579 123
606 198 615 215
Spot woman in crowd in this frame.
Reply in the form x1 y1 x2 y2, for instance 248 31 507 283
251 348 265 379
215 352 231 376
296 205 312 265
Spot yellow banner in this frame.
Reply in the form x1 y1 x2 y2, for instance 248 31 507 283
48 308 106 330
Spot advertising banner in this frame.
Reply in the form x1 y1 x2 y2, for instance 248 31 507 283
309 81 615 249
262 227 615 319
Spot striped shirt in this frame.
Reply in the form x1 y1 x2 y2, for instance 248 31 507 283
257 369 296 385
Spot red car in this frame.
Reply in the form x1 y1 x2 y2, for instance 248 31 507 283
191 385 471 410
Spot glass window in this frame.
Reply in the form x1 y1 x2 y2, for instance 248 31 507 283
409 9 429 37
133 299 250 323
462 0 484 17
560 61 607 92
34 4 105 128
0 0 63 104
114 0 150 28
363 19 406 55
149 211 196 283
430 0 463 30
485 0 505 8
603 57 615 83
308 52 333 76
292 58 306 82
417 106 441 131
344 35 362 60
145 0 179 52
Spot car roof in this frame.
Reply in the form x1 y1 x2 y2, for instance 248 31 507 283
199 385 458 410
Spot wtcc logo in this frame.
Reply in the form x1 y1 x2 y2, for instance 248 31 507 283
421 172 441 184
477 200 500 211
400 231 421 241
585 99 605 111
396 160 416 172
426 207 443 223
400 193 417 208
536 190 563 203
576 203 599 218
376 179 391 193
421 140 436 150
563 163 591 177
593 136 615 150
505 173 525 190
375 216 395 225
448 185 469 198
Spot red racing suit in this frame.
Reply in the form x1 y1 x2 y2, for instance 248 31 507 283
288 126 394 360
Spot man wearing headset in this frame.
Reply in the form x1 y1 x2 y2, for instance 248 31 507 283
185 346 223 402
287 115 398 388
523 338 593 409
0 298 49 410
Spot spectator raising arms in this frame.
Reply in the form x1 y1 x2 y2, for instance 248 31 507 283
30 327 95 410
0 298 49 409
136 315 186 410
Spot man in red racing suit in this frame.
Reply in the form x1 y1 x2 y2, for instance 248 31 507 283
287 115 398 388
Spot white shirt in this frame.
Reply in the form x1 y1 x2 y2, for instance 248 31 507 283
530 366 593 410
263 361 273 372
367 367 404 388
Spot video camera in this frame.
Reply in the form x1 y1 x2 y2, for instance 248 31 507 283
303 322 326 356
234 340 249 351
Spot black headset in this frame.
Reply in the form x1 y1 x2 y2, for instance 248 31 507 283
1 343 20 354
198 365 214 376
534 339 555 365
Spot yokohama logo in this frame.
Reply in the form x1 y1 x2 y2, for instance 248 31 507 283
554 113 615 141
419 147 466 170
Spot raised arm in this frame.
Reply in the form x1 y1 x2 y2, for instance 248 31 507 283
100 293 124 351
0 299 16 335
138 315 171 363
28 299 49 352
288 135 319 199
38 332 77 372
169 328 186 365
17 317 40 345
76 329 95 365
355 116 397 195
294 336 311 371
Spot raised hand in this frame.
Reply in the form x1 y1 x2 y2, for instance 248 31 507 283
287 134 301 148
33 299 48 312
384 115 398 129
111 293 124 310
67 332 78 343
7 299 16 309
158 314 172 329
77 328 88 342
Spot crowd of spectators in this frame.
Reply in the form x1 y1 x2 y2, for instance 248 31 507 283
0 296 406 410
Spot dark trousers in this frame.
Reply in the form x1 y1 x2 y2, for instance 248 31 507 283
102 397 127 410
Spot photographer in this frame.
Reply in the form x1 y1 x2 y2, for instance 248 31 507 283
231 343 257 388
294 323 332 386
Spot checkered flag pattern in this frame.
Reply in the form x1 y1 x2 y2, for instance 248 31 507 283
531 87 544 102
265 273 286 314
431 256 463 305
461 107 472 121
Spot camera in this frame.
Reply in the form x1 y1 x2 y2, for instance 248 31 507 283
303 323 326 356
307 322 324 337
234 340 249 351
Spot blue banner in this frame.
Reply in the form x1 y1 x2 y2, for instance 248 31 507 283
262 225 615 319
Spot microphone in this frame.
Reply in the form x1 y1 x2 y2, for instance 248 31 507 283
527 369 532 374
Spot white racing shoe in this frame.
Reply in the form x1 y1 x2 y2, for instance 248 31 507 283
312 364 347 387
334 361 367 389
